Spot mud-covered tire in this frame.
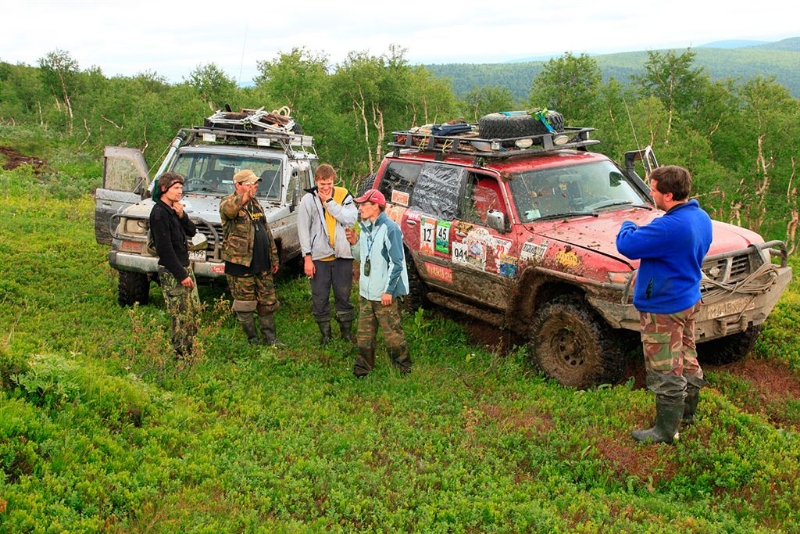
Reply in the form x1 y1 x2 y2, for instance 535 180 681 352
479 111 564 140
528 295 626 388
355 172 376 197
697 325 761 365
404 256 428 312
118 270 150 306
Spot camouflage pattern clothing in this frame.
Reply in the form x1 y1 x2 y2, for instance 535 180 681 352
220 193 279 268
226 272 279 313
354 297 411 376
639 301 703 398
158 266 200 356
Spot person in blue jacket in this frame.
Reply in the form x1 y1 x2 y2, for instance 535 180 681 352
345 189 412 377
616 165 713 444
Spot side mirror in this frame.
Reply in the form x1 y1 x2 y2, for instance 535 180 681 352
486 209 508 233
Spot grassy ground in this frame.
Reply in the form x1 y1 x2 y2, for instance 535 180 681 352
1 165 800 533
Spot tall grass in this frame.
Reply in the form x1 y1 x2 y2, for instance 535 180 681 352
1 161 800 532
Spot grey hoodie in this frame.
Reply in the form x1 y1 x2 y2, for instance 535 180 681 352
298 186 358 260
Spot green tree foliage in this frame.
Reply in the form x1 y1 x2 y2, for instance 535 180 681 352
529 52 602 125
38 49 81 135
1 46 799 246
632 49 706 144
186 63 237 111
459 85 517 122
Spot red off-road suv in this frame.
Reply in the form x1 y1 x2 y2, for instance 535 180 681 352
365 116 792 388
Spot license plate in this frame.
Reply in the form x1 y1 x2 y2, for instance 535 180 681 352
703 297 754 319
189 250 206 261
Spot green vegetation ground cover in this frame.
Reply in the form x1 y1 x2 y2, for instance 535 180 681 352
1 164 800 532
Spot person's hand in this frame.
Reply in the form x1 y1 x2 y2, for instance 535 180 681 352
180 276 194 288
318 188 332 204
304 255 315 278
345 227 357 245
272 264 279 275
173 201 185 218
381 293 392 306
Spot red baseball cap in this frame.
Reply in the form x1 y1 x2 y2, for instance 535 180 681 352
354 189 386 207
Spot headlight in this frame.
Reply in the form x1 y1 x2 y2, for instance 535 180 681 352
120 217 148 236
607 271 633 285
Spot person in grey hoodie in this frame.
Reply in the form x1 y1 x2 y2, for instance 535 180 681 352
298 164 358 345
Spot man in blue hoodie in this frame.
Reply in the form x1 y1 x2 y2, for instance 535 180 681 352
345 189 412 377
616 165 713 444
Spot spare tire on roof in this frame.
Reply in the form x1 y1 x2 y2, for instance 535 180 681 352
478 110 564 141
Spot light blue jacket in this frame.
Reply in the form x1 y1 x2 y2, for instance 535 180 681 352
351 212 409 301
298 186 358 260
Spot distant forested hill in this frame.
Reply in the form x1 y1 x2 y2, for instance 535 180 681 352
425 37 800 102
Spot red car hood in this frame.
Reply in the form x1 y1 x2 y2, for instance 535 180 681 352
528 207 765 267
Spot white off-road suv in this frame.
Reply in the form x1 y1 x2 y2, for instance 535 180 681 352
94 108 318 305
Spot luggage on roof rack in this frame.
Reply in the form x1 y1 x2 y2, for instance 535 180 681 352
204 106 300 134
389 123 599 158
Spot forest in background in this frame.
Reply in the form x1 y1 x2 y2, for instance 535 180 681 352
1 43 798 247
426 37 800 101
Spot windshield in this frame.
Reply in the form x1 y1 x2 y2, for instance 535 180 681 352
509 160 650 221
171 153 283 201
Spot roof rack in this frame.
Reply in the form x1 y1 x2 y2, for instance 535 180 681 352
389 125 600 159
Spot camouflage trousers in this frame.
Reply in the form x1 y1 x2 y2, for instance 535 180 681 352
355 297 411 375
639 302 703 397
226 271 280 313
158 266 201 356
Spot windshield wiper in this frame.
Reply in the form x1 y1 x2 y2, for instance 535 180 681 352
534 211 598 221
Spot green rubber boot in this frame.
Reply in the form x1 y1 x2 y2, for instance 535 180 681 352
632 396 684 445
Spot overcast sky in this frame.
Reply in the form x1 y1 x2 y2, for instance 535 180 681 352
2 1 797 84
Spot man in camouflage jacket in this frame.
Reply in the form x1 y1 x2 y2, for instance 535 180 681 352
220 169 281 345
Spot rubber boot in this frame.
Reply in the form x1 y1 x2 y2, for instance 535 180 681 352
317 320 332 346
632 396 684 445
683 384 701 425
353 346 375 377
235 311 260 344
339 321 354 343
258 313 283 346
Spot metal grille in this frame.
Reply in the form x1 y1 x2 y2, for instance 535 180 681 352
701 252 755 292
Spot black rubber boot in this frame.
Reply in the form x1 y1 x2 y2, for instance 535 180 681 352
235 311 260 345
683 384 701 425
317 320 332 346
258 313 283 346
632 396 684 445
339 321 353 343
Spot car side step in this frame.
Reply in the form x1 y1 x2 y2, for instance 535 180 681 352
425 292 505 327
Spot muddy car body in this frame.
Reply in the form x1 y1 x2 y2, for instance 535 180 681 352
369 122 792 388
94 110 318 305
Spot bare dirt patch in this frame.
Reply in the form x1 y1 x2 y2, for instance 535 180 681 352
0 146 47 173
461 315 800 429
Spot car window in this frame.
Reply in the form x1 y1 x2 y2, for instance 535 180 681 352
410 163 462 220
459 173 504 224
378 161 422 207
509 160 649 221
173 153 283 200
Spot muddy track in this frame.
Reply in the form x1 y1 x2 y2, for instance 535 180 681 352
0 146 48 173
459 312 800 432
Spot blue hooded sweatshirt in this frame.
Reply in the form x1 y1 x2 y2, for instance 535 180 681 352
616 199 712 314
